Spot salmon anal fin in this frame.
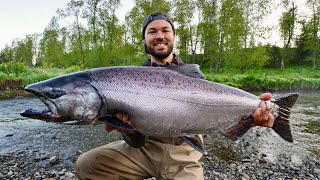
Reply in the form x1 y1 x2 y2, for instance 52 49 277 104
220 115 254 141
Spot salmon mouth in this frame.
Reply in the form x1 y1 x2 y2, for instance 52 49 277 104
20 108 91 125
20 92 76 124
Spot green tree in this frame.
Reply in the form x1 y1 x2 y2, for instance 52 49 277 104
220 0 246 72
58 0 86 66
98 0 123 66
172 0 196 62
198 0 219 73
236 0 273 72
279 0 297 70
39 17 66 67
305 0 320 69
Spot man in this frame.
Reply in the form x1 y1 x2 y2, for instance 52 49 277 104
75 11 274 180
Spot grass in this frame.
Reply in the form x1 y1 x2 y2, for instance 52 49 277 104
203 66 320 92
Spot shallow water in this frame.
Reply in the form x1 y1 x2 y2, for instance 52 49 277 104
0 91 319 164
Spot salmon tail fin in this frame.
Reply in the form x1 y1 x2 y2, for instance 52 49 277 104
220 115 254 141
271 93 299 142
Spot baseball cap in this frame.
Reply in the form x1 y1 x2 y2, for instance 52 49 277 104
142 11 175 39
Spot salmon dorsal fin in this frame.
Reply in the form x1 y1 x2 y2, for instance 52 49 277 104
167 64 206 79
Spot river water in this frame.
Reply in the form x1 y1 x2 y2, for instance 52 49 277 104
0 91 319 164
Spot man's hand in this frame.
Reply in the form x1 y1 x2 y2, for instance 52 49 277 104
252 93 275 128
105 112 137 134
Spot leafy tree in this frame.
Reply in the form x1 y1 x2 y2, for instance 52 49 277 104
305 0 320 69
97 0 122 66
172 0 196 62
279 0 297 70
198 0 219 73
57 0 86 66
39 17 66 67
220 0 246 72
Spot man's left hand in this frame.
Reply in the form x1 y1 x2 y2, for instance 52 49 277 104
252 93 275 128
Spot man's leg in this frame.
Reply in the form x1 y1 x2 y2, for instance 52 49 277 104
144 136 204 180
74 140 155 180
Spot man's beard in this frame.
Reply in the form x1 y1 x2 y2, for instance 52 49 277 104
145 44 173 59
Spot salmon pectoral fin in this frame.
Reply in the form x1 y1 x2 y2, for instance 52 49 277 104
180 135 208 155
271 93 299 143
100 114 136 131
220 115 254 141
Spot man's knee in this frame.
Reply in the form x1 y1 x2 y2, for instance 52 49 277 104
74 151 95 178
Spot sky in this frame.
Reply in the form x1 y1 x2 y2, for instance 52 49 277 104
0 0 312 51
0 0 133 50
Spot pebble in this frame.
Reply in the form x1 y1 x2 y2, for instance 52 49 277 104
49 155 59 165
0 150 319 180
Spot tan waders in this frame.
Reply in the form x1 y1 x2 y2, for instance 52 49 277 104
75 136 204 180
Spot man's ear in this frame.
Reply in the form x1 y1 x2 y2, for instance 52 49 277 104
142 39 146 45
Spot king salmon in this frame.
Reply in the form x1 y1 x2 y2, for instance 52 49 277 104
21 64 299 154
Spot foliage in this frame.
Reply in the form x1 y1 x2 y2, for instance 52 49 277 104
0 62 28 75
204 65 320 91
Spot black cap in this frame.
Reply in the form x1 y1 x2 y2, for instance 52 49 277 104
142 11 175 39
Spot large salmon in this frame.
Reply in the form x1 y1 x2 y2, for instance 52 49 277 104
21 64 299 154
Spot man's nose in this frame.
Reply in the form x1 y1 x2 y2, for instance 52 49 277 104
155 32 164 40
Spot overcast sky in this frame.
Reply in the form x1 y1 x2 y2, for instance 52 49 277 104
0 0 312 50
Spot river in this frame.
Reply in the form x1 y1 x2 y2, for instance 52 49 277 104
0 91 319 165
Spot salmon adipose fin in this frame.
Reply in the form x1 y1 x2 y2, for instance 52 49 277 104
221 93 299 142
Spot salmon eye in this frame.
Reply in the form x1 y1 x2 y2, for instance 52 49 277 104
44 89 66 99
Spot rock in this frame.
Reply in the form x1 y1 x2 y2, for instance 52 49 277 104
242 158 251 163
259 158 268 163
64 171 76 178
261 153 267 157
57 168 66 176
49 155 59 165
7 171 13 176
0 172 6 178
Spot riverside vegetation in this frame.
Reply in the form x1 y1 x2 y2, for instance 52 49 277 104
0 62 319 98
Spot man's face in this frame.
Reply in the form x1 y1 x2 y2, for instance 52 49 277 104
144 20 174 59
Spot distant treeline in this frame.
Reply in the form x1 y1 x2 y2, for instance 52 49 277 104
0 0 319 73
